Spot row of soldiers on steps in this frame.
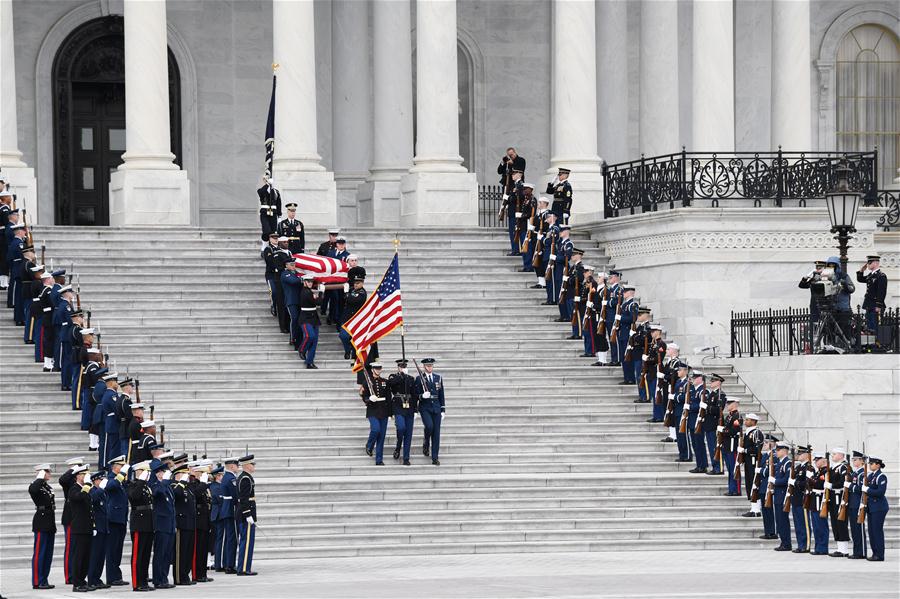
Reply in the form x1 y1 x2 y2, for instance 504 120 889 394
28 454 258 593
497 162 891 561
1 223 262 591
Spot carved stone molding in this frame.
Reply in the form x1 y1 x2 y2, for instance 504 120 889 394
606 231 874 258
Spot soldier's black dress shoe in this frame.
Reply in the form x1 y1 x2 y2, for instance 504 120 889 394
306 363 318 369
506 252 520 256
33 584 55 589
554 318 568 322
661 437 674 442
375 461 385 466
708 470 723 475
344 351 352 360
774 546 792 551
608 361 621 367
423 443 430 457
618 381 634 385
432 459 440 466
393 448 401 460
518 268 531 272
224 568 238 574
134 586 153 592
299 351 306 360
403 460 411 466
759 534 778 540
828 552 847 557
566 335 580 340
810 551 828 556
154 583 174 588
366 447 373 456
541 301 554 305
236 571 258 576
580 353 593 357
72 586 89 592
530 284 543 289
195 577 214 582
848 554 866 559
791 548 806 553
866 557 884 561
741 511 756 517
688 468 703 473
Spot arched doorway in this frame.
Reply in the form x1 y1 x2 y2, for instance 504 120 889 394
52 16 181 225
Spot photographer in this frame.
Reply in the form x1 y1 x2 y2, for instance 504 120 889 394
824 256 855 338
798 260 826 322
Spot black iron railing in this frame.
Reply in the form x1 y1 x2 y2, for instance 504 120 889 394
730 306 899 357
876 189 899 231
603 149 880 217
478 184 504 228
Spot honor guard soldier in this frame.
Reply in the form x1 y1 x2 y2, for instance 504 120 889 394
0 187 10 290
739 413 763 512
127 461 155 592
809 452 831 555
772 442 793 551
847 450 867 558
52 285 75 381
687 371 708 473
60 456 86 585
277 203 305 254
172 464 197 586
87 471 110 590
67 464 94 593
317 228 340 257
540 212 559 305
298 274 322 368
791 445 814 553
104 456 130 587
563 248 584 335
29 463 56 590
577 266 597 355
99 374 120 468
362 363 391 465
149 460 175 589
209 465 226 572
132 420 159 465
274 238 293 332
529 198 551 288
21 247 37 340
219 457 240 573
6 222 26 322
416 358 445 466
126 403 146 464
262 233 280 318
864 456 888 561
721 398 741 495
189 463 214 583
627 307 652 399
670 361 692 463
551 225 573 319
25 263 44 345
115 378 135 457
325 237 350 326
827 448 851 557
257 178 282 242
644 324 666 421
758 434 779 540
603 271 622 366
339 270 367 360
389 359 419 465
497 149 526 247
546 167 572 224
503 169 524 256
519 184 538 272
659 342 680 440
700 373 725 475
856 256 887 334
236 455 257 576
281 259 303 351
616 285 638 383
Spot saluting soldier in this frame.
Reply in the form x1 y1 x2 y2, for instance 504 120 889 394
546 167 572 224
127 461 155 592
721 398 742 495
828 448 851 557
808 452 831 555
847 450 867 559
276 202 305 254
29 463 57 590
864 456 888 561
257 178 282 242
416 358 446 466
236 455 258 576
189 463 214 583
772 442 793 551
856 255 887 334
739 413 764 513
149 460 175 589
66 464 94 593
104 456 130 587
389 359 419 466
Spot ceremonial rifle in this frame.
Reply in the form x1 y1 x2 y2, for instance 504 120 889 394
677 377 689 435
764 443 776 509
569 271 581 331
512 191 524 248
653 344 666 406
557 256 570 305
733 421 745 483
498 161 511 223
639 332 650 399
520 200 535 254
857 449 869 525
783 446 796 512
582 280 595 330
22 209 33 247
712 406 725 462
76 276 81 311
531 219 545 270
750 448 763 502
837 447 851 521
40 243 45 266
608 288 623 345
662 370 676 427
694 386 708 435
543 231 557 281
819 450 831 518
597 283 608 336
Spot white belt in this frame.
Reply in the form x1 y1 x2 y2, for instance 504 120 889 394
43 307 52 312
261 205 275 210
107 413 115 417
131 440 139 445
300 307 316 311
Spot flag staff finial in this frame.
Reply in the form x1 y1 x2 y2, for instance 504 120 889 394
393 235 400 253
272 62 280 72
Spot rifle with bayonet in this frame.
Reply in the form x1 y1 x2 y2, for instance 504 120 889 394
764 442 776 509
608 288 624 345
837 447 851 521
569 270 581 331
662 367 676 427
512 190 524 249
694 386 708 435
597 283 609 336
531 217 545 270
557 256 570 305
653 342 666 406
497 161 511 224
22 209 33 247
520 197 536 254
750 448 763 502
857 448 869 525
40 243 45 266
819 450 831 518
712 401 725 461
784 445 796 512
582 280 596 330
639 331 650 397
677 376 689 435
544 231 558 281
76 275 81 311
733 421 745 484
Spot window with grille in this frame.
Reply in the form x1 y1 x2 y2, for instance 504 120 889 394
836 24 900 188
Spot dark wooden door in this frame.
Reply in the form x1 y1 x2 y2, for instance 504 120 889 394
69 82 125 226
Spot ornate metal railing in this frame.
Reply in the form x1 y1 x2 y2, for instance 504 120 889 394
603 149 880 217
478 184 504 228
730 306 899 357
875 189 899 231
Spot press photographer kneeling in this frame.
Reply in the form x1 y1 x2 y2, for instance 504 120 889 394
799 257 855 351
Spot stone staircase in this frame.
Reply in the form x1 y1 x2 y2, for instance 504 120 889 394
1 225 896 567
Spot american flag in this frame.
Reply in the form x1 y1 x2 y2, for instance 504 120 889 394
343 253 403 372
292 253 348 284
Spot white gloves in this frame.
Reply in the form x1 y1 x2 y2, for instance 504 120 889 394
574 296 581 302
641 354 649 362
200 473 209 483
738 447 746 454
527 223 535 232
769 476 777 484
824 482 832 490
121 464 130 474
788 477 796 486
667 394 675 401
657 372 664 379
614 314 622 321
138 470 150 481
549 254 557 261
93 530 97 537
99 478 109 490
247 516 255 525
586 301 594 309
343 283 349 293
514 212 523 218
502 194 509 201
862 486 870 494
318 283 326 294
36 470 45 480
537 234 544 241
716 426 725 433
162 471 172 481
441 413 445 422
422 391 432 399
116 473 125 483
699 401 708 410
562 275 569 282
843 481 851 489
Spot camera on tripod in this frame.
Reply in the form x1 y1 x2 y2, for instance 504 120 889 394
811 268 840 304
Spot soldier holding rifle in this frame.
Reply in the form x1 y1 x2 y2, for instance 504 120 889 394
497 148 526 255
828 447 851 557
808 451 832 555
772 441 793 551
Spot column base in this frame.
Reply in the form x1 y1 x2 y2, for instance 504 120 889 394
109 168 191 226
399 171 478 227
1 166 38 224
541 169 606 226
335 172 368 227
357 179 402 227
277 170 337 228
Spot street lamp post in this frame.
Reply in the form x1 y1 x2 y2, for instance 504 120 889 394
824 160 861 276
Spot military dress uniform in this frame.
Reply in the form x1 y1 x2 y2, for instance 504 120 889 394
687 378 708 472
519 192 538 271
257 183 282 241
504 175 525 255
603 278 621 365
236 456 257 575
627 316 650 399
104 462 129 586
29 467 56 589
616 294 638 383
546 169 572 223
262 240 281 318
864 460 889 561
173 469 197 585
646 334 666 422
339 277 367 359
847 455 867 558
190 473 213 582
791 453 814 552
6 229 25 323
150 462 175 588
565 256 585 338
772 447 793 550
808 460 831 554
22 257 37 342
276 209 305 254
127 467 155 591
497 156 526 254
281 267 303 350
541 220 559 305
59 464 80 584
388 364 419 465
740 423 763 496
702 385 726 475
671 369 691 462
209 470 225 571
362 368 392 465
218 462 239 573
722 407 742 495
552 230 573 316
757 442 778 539
416 360 446 466
87 472 109 588
856 258 888 333
67 472 94 592
829 456 851 556
298 278 321 367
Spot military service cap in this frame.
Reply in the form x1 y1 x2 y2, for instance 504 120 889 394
34 463 53 472
239 455 255 465
709 373 725 383
745 413 760 421
90 471 106 481
285 203 298 209
869 457 885 467
851 450 865 459
557 167 571 174
421 358 436 364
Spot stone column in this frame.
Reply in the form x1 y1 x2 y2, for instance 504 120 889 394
400 0 476 227
771 0 811 150
0 0 38 222
272 0 336 226
597 0 629 165
358 0 413 227
546 0 604 224
332 0 371 226
109 0 190 226
640 0 680 157
692 0 734 151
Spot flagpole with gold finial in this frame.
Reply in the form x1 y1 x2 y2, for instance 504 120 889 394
394 235 406 361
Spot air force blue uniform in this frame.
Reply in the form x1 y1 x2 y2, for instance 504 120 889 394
773 455 792 549
866 469 889 560
416 371 445 463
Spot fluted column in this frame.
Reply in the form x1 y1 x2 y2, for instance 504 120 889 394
771 0 811 149
332 0 371 225
399 0 476 226
692 0 734 150
271 0 336 226
358 0 413 226
548 0 603 223
597 0 629 165
0 0 38 221
640 0 680 157
110 0 191 226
